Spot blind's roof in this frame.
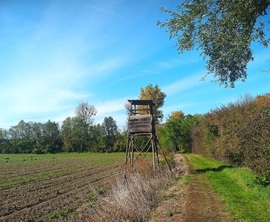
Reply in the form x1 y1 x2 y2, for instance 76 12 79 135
128 99 155 106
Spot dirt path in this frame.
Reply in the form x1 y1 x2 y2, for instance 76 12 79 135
150 154 229 222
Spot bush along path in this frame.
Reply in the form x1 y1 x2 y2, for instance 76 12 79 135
151 154 270 221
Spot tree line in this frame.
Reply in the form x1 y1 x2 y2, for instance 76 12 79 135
159 93 270 185
0 102 126 154
0 84 167 154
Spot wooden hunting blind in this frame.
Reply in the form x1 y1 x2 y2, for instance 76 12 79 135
126 99 159 169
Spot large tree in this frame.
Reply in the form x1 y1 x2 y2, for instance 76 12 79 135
158 0 270 87
158 111 201 153
139 84 166 123
61 117 89 152
75 101 97 124
8 120 33 153
41 120 61 153
102 116 118 152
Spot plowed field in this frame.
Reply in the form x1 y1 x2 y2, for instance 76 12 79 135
0 153 124 221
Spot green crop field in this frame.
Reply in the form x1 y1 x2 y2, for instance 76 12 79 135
0 152 125 221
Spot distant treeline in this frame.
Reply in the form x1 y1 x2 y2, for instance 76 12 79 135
0 116 126 154
158 93 270 184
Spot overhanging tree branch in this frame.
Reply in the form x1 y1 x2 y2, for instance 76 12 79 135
158 0 270 87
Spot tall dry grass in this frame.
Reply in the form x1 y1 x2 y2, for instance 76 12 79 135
89 159 173 221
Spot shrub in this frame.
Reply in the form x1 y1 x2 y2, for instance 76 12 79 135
191 93 270 182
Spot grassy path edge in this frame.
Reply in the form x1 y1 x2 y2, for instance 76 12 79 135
184 154 270 222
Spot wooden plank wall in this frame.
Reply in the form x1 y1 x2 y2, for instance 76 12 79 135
128 114 152 133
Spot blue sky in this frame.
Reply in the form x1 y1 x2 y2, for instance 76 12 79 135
0 0 269 129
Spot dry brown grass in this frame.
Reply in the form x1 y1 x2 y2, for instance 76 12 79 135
89 158 173 221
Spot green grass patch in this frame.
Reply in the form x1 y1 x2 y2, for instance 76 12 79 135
50 205 76 219
160 192 175 201
166 209 174 217
175 174 191 186
180 175 192 185
184 154 270 221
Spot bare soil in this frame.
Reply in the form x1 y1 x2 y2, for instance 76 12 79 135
0 159 122 222
150 154 229 222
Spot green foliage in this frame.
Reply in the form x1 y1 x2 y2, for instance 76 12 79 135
61 116 90 152
102 116 118 152
50 206 76 219
88 124 106 152
112 129 127 152
0 120 61 154
166 209 174 217
139 84 166 123
158 111 200 153
160 192 175 201
255 173 270 186
158 0 270 87
61 116 125 153
0 107 125 154
191 93 270 182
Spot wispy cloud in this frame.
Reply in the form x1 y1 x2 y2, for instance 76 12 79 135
0 0 136 129
94 97 129 127
85 56 129 81
95 98 128 116
86 3 123 19
142 54 201 75
154 54 201 70
162 72 204 96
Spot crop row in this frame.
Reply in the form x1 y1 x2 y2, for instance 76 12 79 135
0 153 125 221
1 165 121 221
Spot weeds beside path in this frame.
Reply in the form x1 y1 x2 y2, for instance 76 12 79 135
150 154 229 222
